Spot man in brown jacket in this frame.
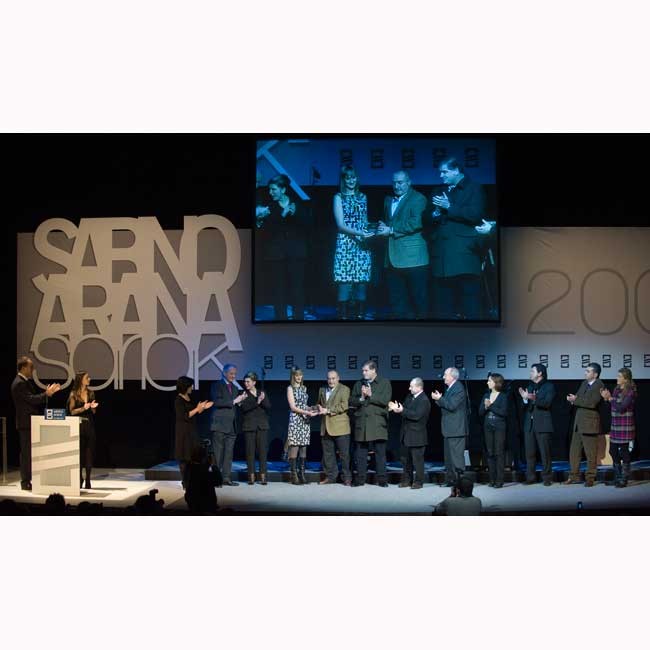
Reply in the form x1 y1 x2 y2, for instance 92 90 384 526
317 370 352 485
377 170 429 319
565 363 605 487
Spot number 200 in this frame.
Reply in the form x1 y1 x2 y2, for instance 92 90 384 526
527 268 650 335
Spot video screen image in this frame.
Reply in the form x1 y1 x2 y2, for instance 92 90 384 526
254 137 498 323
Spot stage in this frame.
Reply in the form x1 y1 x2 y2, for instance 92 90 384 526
2 462 650 514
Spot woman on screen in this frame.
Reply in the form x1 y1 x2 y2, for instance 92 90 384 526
175 376 213 489
286 366 314 485
601 368 637 488
257 173 308 321
333 164 374 320
478 373 508 488
67 371 99 489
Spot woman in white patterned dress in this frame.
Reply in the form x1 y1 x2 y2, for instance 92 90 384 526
333 164 375 320
286 366 315 485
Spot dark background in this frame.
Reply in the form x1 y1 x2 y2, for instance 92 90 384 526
2 134 648 469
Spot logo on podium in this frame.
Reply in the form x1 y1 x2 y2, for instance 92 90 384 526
44 409 66 420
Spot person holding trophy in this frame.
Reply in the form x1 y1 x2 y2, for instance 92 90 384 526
332 164 375 320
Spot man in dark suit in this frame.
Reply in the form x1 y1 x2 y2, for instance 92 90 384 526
565 363 605 487
210 364 245 486
349 360 392 487
389 377 431 489
432 367 467 486
518 363 556 485
10 356 61 490
377 170 429 319
429 157 487 320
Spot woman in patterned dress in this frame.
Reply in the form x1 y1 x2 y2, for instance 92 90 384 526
601 368 637 487
286 366 315 485
333 164 375 320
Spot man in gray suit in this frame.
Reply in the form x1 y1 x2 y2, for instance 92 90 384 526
210 364 245 486
432 367 467 486
377 170 429 319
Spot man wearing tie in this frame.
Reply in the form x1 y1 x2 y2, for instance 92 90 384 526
431 367 467 486
349 360 392 487
565 363 604 487
376 170 429 319
210 364 245 486
389 377 431 489
317 370 352 486
10 356 61 490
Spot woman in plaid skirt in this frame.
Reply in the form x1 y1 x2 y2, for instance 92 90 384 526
601 368 637 488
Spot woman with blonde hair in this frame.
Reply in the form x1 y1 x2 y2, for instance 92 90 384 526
601 368 637 488
332 164 374 320
67 371 99 489
286 366 314 484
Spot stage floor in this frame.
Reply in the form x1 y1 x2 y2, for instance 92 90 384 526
2 465 650 514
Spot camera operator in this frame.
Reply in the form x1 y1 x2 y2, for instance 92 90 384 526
435 476 482 516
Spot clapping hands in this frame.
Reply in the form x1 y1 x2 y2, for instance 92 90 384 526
432 192 450 210
518 387 535 401
45 383 61 397
388 400 403 413
197 400 214 413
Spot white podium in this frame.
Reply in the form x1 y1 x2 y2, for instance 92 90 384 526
31 415 80 496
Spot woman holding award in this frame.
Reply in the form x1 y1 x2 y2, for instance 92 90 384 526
286 366 316 485
332 164 375 320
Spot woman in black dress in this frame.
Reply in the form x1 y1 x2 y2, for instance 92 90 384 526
478 373 508 488
67 371 99 489
256 173 309 321
239 371 272 485
175 376 213 487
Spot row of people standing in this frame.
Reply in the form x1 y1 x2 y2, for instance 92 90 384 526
175 360 638 489
511 363 637 488
256 158 491 321
180 361 467 489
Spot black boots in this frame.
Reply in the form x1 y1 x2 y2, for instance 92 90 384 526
337 301 350 320
297 457 307 485
611 462 630 487
617 463 630 488
290 458 301 485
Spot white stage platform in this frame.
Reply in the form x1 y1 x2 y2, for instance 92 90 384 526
2 468 650 514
